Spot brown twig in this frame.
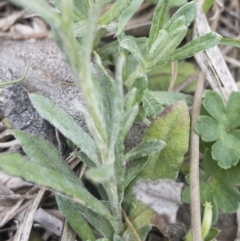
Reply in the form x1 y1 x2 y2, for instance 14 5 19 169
121 207 141 241
189 71 205 241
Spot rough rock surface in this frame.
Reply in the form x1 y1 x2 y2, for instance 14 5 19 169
0 37 145 149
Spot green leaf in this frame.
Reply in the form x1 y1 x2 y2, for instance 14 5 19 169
148 30 168 61
220 37 240 49
195 116 221 142
124 139 166 162
93 52 115 137
165 16 185 33
56 195 114 240
183 149 240 223
124 225 152 241
99 0 132 24
204 228 220 241
29 93 100 165
150 91 193 106
121 105 139 139
73 0 90 18
147 26 187 68
119 37 144 65
56 195 95 241
182 174 219 224
0 153 116 223
108 52 125 157
50 0 86 21
10 130 82 185
148 0 170 49
203 0 215 13
116 0 144 35
202 90 225 121
124 88 137 111
164 1 196 29
124 101 189 229
142 90 163 118
158 32 222 65
148 62 196 92
85 164 114 183
71 152 96 168
195 91 240 168
225 91 240 128
124 158 148 188
139 100 190 180
211 136 240 168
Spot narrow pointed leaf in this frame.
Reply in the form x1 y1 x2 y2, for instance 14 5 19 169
71 152 96 168
56 195 95 241
99 0 132 24
124 140 166 162
142 89 163 118
56 195 114 240
150 91 193 106
124 158 148 188
0 153 116 223
164 1 196 29
158 32 222 65
121 105 139 139
124 88 137 111
165 16 185 33
10 130 82 185
93 52 115 136
85 164 114 183
148 0 170 49
147 26 187 67
120 37 144 65
108 53 125 158
29 94 99 165
116 0 144 35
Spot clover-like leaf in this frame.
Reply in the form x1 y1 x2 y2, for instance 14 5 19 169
183 149 240 223
195 90 240 168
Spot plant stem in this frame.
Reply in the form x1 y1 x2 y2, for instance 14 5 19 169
189 71 204 241
125 64 144 88
105 179 123 234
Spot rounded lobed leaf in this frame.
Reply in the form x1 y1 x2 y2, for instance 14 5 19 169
195 116 220 142
225 91 240 128
211 136 240 169
202 90 225 122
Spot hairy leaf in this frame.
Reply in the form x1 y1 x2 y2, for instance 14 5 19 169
120 37 144 65
99 0 132 24
150 91 193 106
116 0 144 35
56 195 114 240
0 153 116 223
56 195 95 241
29 94 100 165
148 0 170 49
10 130 82 185
124 139 166 162
158 32 222 65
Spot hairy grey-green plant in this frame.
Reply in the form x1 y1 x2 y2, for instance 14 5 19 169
0 0 222 240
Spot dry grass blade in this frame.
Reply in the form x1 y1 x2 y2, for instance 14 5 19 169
60 220 76 241
13 187 47 241
194 3 238 98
